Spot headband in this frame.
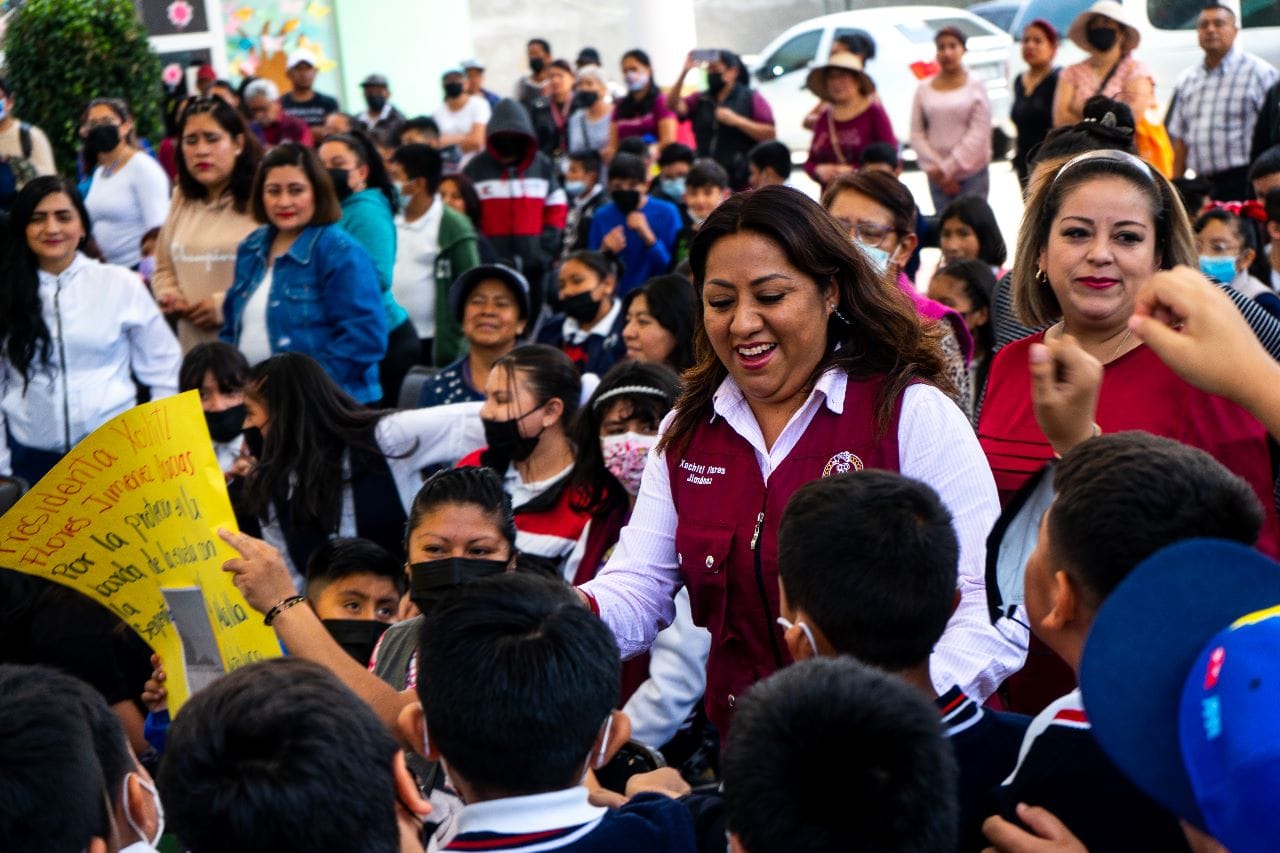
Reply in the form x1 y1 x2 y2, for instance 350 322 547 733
1051 148 1155 189
592 384 674 412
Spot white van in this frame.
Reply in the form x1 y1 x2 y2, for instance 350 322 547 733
748 6 1015 161
1005 0 1280 115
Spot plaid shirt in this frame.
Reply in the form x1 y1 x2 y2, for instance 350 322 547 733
1169 48 1279 176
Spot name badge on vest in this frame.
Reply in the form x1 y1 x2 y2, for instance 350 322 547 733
822 451 863 478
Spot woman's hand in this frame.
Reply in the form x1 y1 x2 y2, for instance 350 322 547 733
156 293 188 317
141 654 168 714
219 528 300 615
1129 265 1273 406
185 297 221 329
1029 333 1103 457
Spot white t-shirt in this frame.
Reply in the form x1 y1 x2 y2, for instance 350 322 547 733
84 151 171 269
238 267 273 366
432 96 491 168
393 198 444 339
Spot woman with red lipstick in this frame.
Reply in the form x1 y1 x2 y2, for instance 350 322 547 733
220 143 387 404
152 97 262 352
977 148 1280 553
578 186 1026 741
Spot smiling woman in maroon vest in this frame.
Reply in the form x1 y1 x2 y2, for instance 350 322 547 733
578 186 1027 739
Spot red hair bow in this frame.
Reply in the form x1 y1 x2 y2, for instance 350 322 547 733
1203 199 1267 223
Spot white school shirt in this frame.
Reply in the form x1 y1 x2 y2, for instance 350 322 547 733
582 368 1029 703
393 199 444 339
0 253 180 474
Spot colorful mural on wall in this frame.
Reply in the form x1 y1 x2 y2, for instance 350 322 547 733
222 0 341 93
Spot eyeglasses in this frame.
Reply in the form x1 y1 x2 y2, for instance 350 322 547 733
837 219 896 248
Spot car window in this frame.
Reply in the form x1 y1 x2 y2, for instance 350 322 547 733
897 18 993 44
1147 0 1201 29
1243 0 1280 27
756 29 821 82
1010 0 1091 39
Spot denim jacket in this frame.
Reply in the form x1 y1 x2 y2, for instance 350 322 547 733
221 224 387 403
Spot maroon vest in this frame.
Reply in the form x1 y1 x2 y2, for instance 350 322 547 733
666 375 904 737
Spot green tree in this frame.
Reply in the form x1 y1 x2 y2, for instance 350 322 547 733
4 0 162 177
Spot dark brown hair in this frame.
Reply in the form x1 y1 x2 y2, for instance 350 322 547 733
175 96 262 213
660 186 949 454
821 170 918 236
250 143 343 226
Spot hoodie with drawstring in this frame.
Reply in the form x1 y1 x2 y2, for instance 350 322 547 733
463 99 566 300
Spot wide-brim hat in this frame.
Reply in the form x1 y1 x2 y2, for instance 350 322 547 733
805 53 872 102
1080 539 1280 832
1067 0 1141 53
448 264 531 323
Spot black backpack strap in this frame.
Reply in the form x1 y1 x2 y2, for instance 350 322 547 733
19 123 31 159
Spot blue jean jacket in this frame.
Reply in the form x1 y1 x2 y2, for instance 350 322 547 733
221 224 387 403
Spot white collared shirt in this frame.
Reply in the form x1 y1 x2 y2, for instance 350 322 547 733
582 368 1028 703
393 197 445 339
450 787 606 846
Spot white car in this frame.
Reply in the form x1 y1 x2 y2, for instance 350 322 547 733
1004 0 1280 117
748 6 1015 162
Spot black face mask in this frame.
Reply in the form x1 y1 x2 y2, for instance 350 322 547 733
321 619 390 667
242 425 264 459
529 57 546 74
557 290 601 325
611 189 641 214
365 93 388 112
408 557 509 614
572 90 600 110
481 412 542 463
87 124 121 153
327 167 353 201
444 81 465 99
1086 26 1119 52
490 135 526 163
707 72 725 93
204 404 246 444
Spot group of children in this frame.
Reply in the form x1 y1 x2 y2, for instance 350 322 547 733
10 261 1280 851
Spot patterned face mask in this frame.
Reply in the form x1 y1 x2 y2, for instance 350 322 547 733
601 431 658 495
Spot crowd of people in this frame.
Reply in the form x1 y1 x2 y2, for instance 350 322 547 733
6 0 1280 850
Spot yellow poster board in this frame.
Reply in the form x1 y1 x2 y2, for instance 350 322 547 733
0 391 281 711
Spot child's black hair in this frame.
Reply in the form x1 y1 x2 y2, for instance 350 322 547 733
939 195 1007 267
723 657 957 853
179 341 251 394
748 140 792 181
417 573 620 796
686 158 729 191
305 536 406 601
778 471 958 671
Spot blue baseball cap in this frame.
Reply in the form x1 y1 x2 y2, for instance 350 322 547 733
1178 605 1280 853
1080 539 1280 848
448 263 531 323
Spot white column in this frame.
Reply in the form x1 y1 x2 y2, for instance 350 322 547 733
627 0 697 85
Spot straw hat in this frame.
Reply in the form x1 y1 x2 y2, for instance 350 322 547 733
1067 0 1141 53
805 53 872 101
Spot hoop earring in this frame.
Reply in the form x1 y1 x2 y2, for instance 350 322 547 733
1035 267 1048 285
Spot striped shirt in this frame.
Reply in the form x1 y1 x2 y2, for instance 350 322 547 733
1168 48 1279 177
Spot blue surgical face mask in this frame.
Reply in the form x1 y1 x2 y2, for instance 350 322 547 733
856 241 892 276
1199 255 1238 284
564 179 586 197
660 176 686 199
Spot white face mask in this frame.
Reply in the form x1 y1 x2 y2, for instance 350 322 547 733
776 616 819 658
856 240 893 276
624 70 650 93
121 771 164 850
601 431 658 495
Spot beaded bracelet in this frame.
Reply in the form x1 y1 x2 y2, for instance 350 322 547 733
263 594 305 626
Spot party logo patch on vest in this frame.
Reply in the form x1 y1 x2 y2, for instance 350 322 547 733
822 451 863 478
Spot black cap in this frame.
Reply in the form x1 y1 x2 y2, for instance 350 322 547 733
448 264 531 322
